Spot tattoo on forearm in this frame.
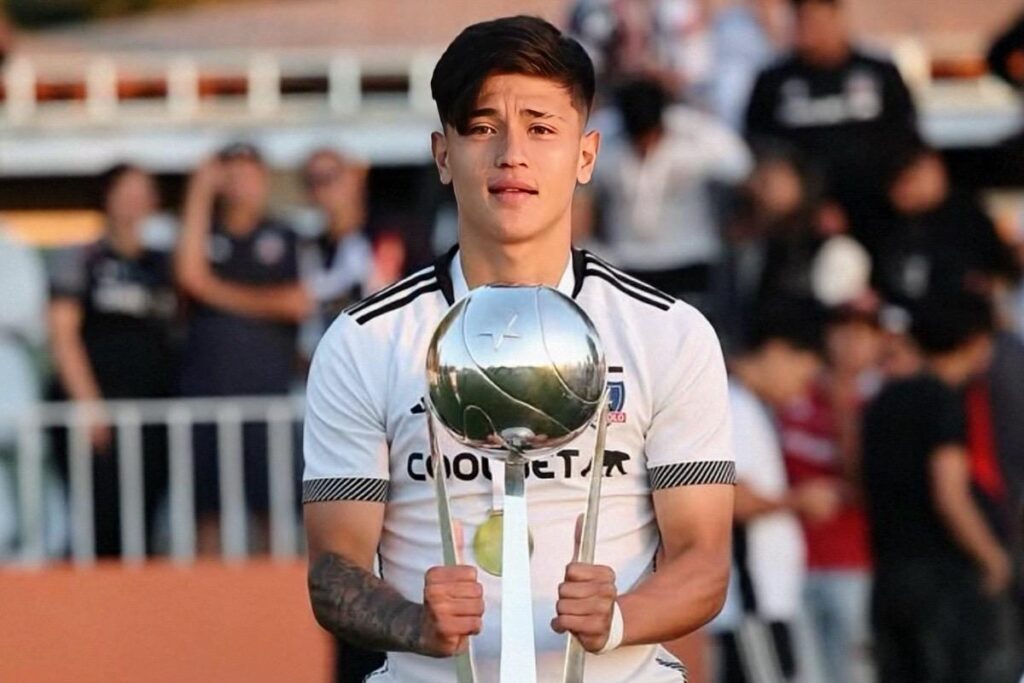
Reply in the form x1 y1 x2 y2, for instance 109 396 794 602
309 552 424 654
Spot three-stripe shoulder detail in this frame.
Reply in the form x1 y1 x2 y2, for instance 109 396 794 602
581 253 675 311
344 267 440 325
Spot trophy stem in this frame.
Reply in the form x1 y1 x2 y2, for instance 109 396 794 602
427 412 477 683
562 398 611 683
500 458 537 683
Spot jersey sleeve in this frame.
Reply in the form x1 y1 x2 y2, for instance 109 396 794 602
302 314 391 504
644 304 735 490
47 246 88 301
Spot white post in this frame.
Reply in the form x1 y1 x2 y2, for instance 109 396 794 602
167 405 196 563
217 405 248 560
167 56 200 121
247 53 280 117
267 404 296 560
86 56 118 121
116 406 146 563
5 57 36 124
328 53 361 115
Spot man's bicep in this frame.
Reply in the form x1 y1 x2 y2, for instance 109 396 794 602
305 500 385 570
652 484 734 561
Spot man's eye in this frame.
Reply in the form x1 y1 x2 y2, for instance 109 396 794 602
469 124 495 135
530 125 555 136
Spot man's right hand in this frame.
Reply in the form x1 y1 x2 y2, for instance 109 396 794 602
419 565 484 657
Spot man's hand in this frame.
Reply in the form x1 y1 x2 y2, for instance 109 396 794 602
190 157 226 197
551 562 618 652
420 565 484 657
790 478 843 524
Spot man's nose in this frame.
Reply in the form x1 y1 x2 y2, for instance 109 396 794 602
495 127 528 168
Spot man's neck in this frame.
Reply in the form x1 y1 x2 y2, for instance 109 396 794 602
928 354 971 389
802 43 852 70
223 205 261 236
457 226 571 290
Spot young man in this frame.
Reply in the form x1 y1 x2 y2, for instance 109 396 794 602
578 76 751 308
710 304 838 683
175 143 303 554
862 294 1011 683
303 16 736 682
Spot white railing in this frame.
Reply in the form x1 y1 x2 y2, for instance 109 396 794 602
1 47 441 127
6 395 305 567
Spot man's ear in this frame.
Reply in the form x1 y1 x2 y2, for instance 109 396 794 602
576 129 601 185
431 131 452 185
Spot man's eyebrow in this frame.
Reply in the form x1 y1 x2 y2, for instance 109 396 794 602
467 107 566 121
523 109 564 121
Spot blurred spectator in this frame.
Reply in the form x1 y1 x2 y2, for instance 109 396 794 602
0 11 12 68
873 145 1020 310
579 77 751 309
711 303 837 683
988 11 1024 90
48 164 177 556
744 0 919 255
567 0 713 99
726 146 870 338
0 225 65 559
862 294 1009 683
175 143 304 555
711 0 791 130
296 148 374 356
779 307 881 683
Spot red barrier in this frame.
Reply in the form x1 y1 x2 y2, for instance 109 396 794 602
0 560 332 683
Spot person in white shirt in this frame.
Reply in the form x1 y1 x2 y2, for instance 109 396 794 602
710 303 840 682
303 16 736 682
577 77 752 310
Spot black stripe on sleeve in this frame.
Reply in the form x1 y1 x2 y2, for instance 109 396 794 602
582 252 675 304
302 477 390 503
355 282 442 325
345 269 437 316
583 268 671 311
648 461 736 489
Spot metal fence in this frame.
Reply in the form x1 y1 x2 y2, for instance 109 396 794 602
7 395 305 567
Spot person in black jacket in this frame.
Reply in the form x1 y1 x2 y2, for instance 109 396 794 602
872 145 1020 311
743 0 919 255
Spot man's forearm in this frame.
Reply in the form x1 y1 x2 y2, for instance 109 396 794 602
309 551 425 653
617 548 729 646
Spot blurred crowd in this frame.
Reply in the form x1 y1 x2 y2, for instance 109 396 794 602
2 0 1024 681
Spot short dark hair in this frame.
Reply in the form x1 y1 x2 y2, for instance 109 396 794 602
740 299 826 356
910 294 994 355
98 163 149 209
430 15 595 134
615 78 667 142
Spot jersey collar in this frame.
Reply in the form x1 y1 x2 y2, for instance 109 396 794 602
435 245 586 305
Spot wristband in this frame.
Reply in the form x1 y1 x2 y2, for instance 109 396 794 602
597 601 624 654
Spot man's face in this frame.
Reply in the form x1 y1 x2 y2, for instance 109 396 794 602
761 341 822 405
304 153 366 215
221 158 268 212
826 320 882 374
794 2 847 65
106 169 157 228
889 154 948 215
431 74 599 246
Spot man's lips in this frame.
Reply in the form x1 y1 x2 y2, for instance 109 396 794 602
488 180 538 195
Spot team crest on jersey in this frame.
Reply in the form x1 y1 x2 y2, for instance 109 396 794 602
607 380 626 423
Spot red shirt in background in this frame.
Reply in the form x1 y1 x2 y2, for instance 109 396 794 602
779 377 873 570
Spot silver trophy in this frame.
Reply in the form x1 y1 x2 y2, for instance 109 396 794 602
425 285 610 683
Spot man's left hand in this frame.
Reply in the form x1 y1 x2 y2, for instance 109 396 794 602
551 562 618 652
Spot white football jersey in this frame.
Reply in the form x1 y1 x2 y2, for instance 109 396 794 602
304 247 735 683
